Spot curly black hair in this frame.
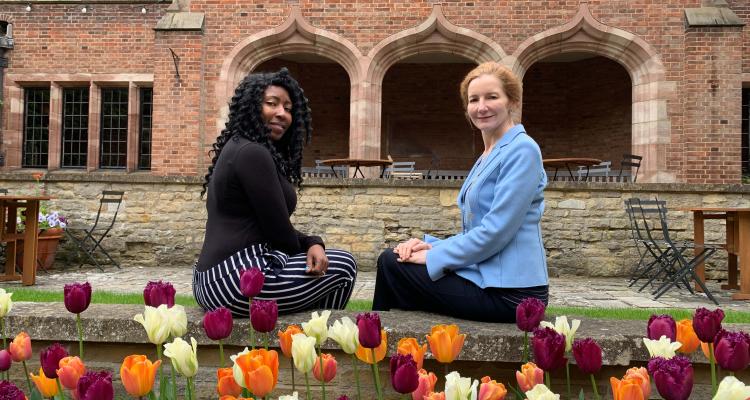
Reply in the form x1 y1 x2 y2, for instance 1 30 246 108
202 68 312 197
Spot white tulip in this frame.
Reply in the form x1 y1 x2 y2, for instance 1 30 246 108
444 371 478 400
163 337 199 378
0 288 12 318
643 336 682 359
278 392 300 400
540 316 581 352
328 316 359 354
166 304 187 338
134 305 171 345
230 347 251 388
291 333 317 373
525 383 560 400
301 310 331 346
713 376 750 400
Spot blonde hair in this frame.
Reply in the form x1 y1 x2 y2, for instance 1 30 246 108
459 62 522 110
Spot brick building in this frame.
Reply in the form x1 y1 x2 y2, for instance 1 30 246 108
0 0 747 183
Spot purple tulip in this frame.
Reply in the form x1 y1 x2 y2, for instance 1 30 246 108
143 280 176 308
0 381 26 400
64 281 92 314
390 353 419 394
77 370 114 400
336 396 351 400
0 350 11 372
40 343 68 379
648 356 693 400
647 314 676 341
240 268 265 298
516 298 546 332
692 307 724 343
713 329 750 372
356 312 382 349
203 307 234 340
572 338 602 374
250 299 278 333
532 327 567 372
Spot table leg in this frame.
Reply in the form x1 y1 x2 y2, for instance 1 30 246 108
353 166 364 178
329 166 338 178
565 163 575 181
22 201 39 286
722 213 740 290
693 211 705 292
732 212 750 300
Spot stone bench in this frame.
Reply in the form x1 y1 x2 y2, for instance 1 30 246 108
4 302 749 398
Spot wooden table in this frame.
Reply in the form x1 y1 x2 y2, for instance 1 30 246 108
0 195 50 286
543 158 602 181
320 158 393 178
679 207 750 300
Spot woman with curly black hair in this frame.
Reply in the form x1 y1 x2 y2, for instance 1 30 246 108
193 68 357 317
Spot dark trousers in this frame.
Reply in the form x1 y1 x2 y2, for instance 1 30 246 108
372 250 546 323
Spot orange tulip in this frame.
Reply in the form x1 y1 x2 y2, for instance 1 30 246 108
622 366 651 398
57 356 86 390
313 353 337 383
426 324 465 363
234 348 279 398
277 324 302 358
219 396 253 400
479 376 507 400
398 337 428 370
701 341 712 360
9 332 32 362
30 367 59 398
412 368 437 400
355 330 387 364
120 355 161 397
610 377 645 400
424 391 446 400
217 367 242 397
676 319 700 354
516 361 544 392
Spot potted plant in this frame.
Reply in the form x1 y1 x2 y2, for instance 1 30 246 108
16 204 68 270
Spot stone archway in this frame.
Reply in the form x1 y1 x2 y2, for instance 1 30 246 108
508 3 673 182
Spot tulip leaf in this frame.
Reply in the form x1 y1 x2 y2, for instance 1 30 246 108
28 388 43 400
579 389 585 400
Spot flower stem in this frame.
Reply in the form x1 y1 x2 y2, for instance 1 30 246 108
56 378 66 400
156 344 164 399
22 360 32 394
710 343 717 397
371 348 383 400
170 361 177 399
318 345 326 400
545 371 551 392
249 298 255 349
265 333 269 350
185 377 194 400
352 353 361 400
219 340 225 368
590 374 600 400
76 313 84 358
523 332 529 363
0 317 6 350
565 360 571 400
304 371 311 400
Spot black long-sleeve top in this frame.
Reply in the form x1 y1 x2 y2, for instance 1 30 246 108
196 136 324 271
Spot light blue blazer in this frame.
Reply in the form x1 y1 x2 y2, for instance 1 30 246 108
425 124 548 288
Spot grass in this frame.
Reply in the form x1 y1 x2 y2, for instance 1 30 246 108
6 288 750 322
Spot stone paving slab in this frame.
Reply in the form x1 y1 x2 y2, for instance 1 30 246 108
1 265 749 312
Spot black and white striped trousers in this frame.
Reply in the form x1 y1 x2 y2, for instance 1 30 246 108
193 243 357 317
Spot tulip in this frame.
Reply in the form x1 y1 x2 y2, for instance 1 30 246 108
445 371 478 400
291 333 317 373
713 329 750 372
647 314 676 341
64 281 92 314
676 319 700 354
397 337 427 370
622 367 651 399
426 324 466 364
713 375 750 400
572 338 602 374
0 350 10 372
166 304 188 338
532 327 567 371
356 312 382 349
163 336 199 378
478 376 507 400
648 356 693 400
355 329 387 364
40 343 68 379
329 317 359 355
217 367 243 397
0 381 25 400
30 367 59 398
9 331 32 362
278 325 303 358
120 354 161 397
389 354 418 394
424 392 446 400
240 268 265 298
133 305 171 345
335 396 349 400
412 368 437 400
525 383 560 400
233 348 279 398
77 370 114 400
143 280 176 308
230 347 251 388
0 288 12 318
302 310 330 346
251 299 278 334
609 377 645 400
516 297 546 332
219 396 253 400
279 393 300 400
57 356 86 390
516 362 544 392
313 353 337 383
643 336 681 359
693 307 724 343
540 316 580 353
204 307 234 340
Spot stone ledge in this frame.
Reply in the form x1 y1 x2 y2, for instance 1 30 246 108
7 302 750 366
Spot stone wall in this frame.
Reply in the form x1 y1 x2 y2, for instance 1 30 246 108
1 173 747 279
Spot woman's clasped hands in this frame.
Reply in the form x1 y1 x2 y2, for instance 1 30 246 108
393 238 432 264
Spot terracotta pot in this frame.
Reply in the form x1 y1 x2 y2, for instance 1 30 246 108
15 230 64 270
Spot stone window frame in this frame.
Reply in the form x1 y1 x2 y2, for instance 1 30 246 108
4 74 153 172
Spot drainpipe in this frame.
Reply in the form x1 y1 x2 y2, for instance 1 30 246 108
0 23 13 167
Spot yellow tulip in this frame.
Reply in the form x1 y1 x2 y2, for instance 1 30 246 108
540 316 580 352
301 310 331 346
355 329 387 364
397 337 427 370
426 324 465 363
234 348 279 398
120 354 161 397
133 305 171 345
676 319 700 354
291 333 317 373
30 367 59 398
0 288 12 317
57 356 86 390
163 337 199 378
166 304 188 338
328 317 359 354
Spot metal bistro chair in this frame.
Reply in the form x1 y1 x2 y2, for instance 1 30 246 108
577 161 611 182
315 160 348 178
64 190 124 271
384 160 423 180
618 154 642 182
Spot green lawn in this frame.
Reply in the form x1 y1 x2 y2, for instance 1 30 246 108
5 288 750 322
